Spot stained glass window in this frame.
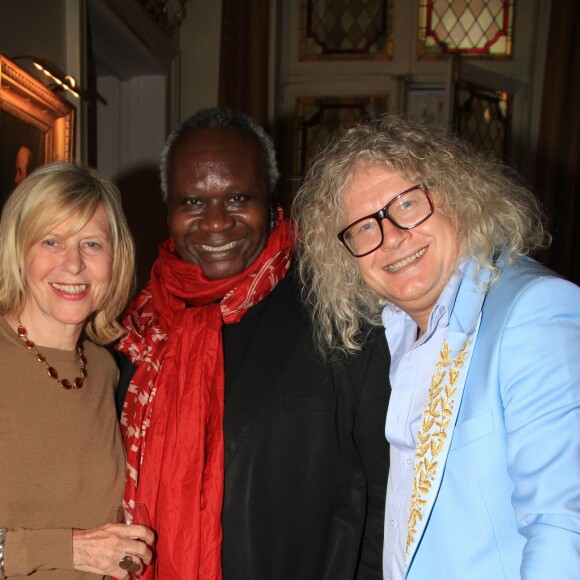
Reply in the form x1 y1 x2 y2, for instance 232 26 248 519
293 96 388 186
453 81 512 160
419 0 515 59
299 0 394 61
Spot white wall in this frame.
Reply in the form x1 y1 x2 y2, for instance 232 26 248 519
0 0 68 66
178 0 222 121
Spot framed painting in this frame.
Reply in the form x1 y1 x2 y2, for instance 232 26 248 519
0 55 75 202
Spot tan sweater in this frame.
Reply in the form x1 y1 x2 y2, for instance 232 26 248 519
0 316 125 579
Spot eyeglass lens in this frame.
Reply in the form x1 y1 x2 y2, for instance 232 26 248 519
342 188 431 256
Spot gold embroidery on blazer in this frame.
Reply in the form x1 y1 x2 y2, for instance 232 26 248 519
406 338 471 557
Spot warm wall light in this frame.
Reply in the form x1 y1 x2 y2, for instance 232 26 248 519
32 57 81 98
9 55 105 104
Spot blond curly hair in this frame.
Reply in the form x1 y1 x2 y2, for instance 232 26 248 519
292 114 549 355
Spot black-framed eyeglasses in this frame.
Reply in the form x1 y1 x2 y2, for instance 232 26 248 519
337 184 433 257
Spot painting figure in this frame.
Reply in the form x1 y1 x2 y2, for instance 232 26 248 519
14 145 35 186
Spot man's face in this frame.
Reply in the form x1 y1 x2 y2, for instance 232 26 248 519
14 146 32 186
341 162 461 329
166 128 271 280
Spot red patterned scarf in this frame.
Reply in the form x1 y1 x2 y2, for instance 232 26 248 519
117 215 293 579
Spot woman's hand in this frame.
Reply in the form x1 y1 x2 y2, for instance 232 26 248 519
72 523 154 578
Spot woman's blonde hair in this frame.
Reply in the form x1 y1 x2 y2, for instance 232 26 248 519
292 114 550 355
0 161 136 344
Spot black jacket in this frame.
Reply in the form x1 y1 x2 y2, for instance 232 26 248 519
116 269 390 579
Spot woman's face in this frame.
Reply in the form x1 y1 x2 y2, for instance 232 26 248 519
23 204 113 338
166 128 272 280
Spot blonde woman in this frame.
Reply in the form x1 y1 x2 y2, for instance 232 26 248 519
0 162 153 579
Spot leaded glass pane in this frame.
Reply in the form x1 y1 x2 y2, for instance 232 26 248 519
418 0 514 59
453 81 512 160
293 96 388 185
299 0 394 61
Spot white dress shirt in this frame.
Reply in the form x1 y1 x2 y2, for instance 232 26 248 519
382 267 463 580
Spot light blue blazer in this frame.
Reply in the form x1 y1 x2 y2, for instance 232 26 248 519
404 256 580 580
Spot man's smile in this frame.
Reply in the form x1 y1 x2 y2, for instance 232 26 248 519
386 246 428 272
199 240 240 252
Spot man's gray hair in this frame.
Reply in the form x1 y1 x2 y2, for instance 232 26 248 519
159 107 280 200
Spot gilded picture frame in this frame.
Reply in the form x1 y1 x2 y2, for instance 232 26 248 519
0 55 75 201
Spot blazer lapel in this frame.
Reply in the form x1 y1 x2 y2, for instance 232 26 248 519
405 263 490 568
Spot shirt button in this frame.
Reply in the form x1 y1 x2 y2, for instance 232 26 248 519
389 519 396 528
405 457 412 466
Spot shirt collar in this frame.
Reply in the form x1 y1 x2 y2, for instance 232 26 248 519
382 259 468 339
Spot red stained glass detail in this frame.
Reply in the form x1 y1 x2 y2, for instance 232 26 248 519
419 0 514 58
48 367 59 379
74 378 84 389
36 352 47 363
25 339 35 349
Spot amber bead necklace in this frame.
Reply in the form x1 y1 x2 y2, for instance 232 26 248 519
17 320 87 390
